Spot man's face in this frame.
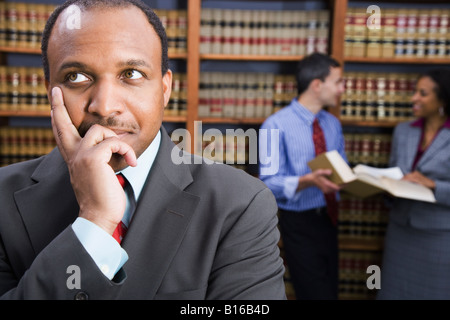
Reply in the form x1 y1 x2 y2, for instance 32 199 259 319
318 67 344 108
46 6 172 168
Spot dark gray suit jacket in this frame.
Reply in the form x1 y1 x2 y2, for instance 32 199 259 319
0 127 286 299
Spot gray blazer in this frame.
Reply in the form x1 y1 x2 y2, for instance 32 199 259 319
0 127 286 299
388 120 450 229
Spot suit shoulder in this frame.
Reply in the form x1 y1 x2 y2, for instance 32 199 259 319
187 161 272 206
193 162 267 192
393 120 416 136
396 120 415 130
0 157 43 180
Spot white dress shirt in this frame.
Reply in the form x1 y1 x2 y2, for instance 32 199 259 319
72 130 161 279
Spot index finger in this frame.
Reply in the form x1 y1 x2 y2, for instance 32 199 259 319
50 87 81 160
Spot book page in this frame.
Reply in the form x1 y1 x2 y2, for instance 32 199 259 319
381 177 436 203
353 164 404 180
326 150 356 183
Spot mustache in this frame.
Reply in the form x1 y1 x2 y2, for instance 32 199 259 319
78 117 138 137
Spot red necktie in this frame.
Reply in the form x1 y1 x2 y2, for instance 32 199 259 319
113 174 129 243
312 118 338 226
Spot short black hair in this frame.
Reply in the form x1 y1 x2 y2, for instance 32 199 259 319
41 0 169 81
295 52 340 96
419 69 450 117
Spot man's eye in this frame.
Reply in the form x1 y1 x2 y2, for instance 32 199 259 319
67 73 89 83
123 70 143 80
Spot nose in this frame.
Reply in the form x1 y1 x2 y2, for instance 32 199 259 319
87 79 125 117
338 82 345 95
411 91 420 103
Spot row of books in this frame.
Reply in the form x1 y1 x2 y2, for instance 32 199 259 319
198 72 297 118
345 8 450 59
0 2 55 49
340 72 418 122
198 131 249 166
338 195 389 242
200 9 329 56
0 66 187 116
173 131 392 169
0 66 48 112
343 133 392 168
339 250 382 300
0 126 55 167
280 229 385 300
154 9 187 54
0 3 188 53
164 73 187 117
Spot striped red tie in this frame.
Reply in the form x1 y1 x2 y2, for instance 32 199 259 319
312 118 338 226
113 174 128 243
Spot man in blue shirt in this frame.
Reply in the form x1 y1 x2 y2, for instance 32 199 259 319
260 53 346 300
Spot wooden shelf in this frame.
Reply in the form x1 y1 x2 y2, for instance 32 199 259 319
0 46 188 60
198 117 266 124
168 52 188 60
0 110 50 117
341 120 401 128
163 115 188 122
200 54 304 61
345 56 450 65
339 238 384 251
0 46 41 54
0 110 187 123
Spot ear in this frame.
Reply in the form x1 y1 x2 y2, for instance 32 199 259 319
162 69 173 108
309 78 323 93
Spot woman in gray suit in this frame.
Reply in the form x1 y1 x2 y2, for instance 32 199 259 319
378 69 450 299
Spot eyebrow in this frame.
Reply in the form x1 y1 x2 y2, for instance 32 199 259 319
58 59 151 72
117 59 151 69
59 61 88 72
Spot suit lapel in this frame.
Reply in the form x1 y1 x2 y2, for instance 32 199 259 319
405 125 422 171
14 148 79 257
119 128 200 299
13 128 200 298
417 128 450 169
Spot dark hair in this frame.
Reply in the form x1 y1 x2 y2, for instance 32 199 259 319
41 0 169 81
295 52 340 96
419 69 450 117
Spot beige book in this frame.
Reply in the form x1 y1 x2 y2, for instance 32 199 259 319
308 150 436 203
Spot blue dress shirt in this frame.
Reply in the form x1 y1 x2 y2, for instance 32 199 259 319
259 99 347 212
72 130 161 279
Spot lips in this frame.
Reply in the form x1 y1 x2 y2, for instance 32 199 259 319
412 104 421 111
108 128 132 138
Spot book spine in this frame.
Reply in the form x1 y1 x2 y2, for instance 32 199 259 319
381 9 396 58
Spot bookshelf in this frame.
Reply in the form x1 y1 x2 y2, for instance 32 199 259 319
1 0 449 300
336 0 450 300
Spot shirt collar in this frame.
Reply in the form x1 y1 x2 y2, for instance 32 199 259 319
118 130 161 201
290 98 326 125
411 117 450 129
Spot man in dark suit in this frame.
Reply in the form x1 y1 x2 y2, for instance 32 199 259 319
0 0 285 299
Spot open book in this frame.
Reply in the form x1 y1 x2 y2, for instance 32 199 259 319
307 150 436 203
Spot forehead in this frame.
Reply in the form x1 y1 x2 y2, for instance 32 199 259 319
417 76 436 89
48 6 161 73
